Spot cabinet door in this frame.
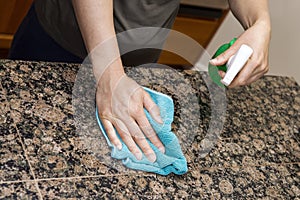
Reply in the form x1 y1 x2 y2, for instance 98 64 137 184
158 8 229 66
158 17 220 66
0 0 32 49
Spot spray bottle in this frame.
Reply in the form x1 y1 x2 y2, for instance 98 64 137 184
208 38 253 87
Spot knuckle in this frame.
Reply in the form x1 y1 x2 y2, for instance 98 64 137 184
131 132 144 140
220 53 227 60
106 126 115 134
130 105 142 116
143 90 151 98
264 66 269 74
117 125 130 137
238 79 248 86
144 125 155 135
262 63 269 74
252 59 260 67
132 150 142 156
224 47 236 57
125 142 137 151
143 149 154 156
99 109 112 117
150 104 159 112
120 130 130 138
110 138 119 145
147 131 157 140
131 148 141 155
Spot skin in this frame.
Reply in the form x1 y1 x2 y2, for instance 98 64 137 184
72 0 164 163
72 0 271 161
210 0 271 88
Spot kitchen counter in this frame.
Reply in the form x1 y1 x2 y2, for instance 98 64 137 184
0 59 299 199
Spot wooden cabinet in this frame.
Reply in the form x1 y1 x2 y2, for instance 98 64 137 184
158 8 228 66
0 1 227 63
0 0 32 57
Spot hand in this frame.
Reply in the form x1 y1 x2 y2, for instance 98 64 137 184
210 21 271 88
96 73 165 162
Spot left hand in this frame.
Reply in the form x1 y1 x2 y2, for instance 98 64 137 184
210 21 271 88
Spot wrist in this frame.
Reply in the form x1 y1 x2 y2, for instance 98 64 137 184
245 12 271 31
96 61 126 90
255 17 271 31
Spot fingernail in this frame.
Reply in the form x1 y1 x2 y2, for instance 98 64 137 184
135 152 143 160
147 153 156 163
155 115 163 124
210 58 217 65
218 71 225 78
158 146 165 154
116 143 122 150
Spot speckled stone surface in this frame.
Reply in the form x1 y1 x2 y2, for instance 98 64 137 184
0 59 299 199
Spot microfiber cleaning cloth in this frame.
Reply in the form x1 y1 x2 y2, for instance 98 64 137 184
95 87 188 175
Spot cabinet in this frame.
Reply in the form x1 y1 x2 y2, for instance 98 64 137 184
0 1 228 63
158 6 228 66
0 0 32 57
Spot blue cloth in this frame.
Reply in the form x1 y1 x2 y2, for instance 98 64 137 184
96 87 188 175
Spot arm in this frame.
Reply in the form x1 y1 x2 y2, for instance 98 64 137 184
229 0 270 30
72 0 165 162
210 0 271 87
72 0 124 82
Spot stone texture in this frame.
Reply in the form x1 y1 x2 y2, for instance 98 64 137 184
0 60 299 199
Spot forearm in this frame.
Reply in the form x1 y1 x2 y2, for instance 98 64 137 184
228 0 271 31
210 0 272 87
72 0 124 82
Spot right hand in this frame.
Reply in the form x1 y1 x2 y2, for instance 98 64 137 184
96 72 165 163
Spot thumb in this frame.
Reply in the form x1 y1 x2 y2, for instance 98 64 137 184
210 44 239 66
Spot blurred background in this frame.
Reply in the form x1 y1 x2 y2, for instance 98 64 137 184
0 0 299 83
205 0 300 84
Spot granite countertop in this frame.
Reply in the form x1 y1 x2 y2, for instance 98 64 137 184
0 59 299 199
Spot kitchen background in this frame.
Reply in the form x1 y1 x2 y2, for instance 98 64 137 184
0 1 299 199
206 0 300 84
0 0 299 84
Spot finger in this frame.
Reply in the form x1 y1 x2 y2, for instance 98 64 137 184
143 91 163 124
218 70 226 78
243 61 267 85
210 44 239 66
246 72 265 85
248 58 269 78
228 57 265 88
113 118 143 160
101 118 122 150
231 72 264 88
136 114 165 154
242 67 267 85
126 119 157 163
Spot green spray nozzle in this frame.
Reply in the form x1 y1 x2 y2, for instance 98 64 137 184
208 38 237 87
